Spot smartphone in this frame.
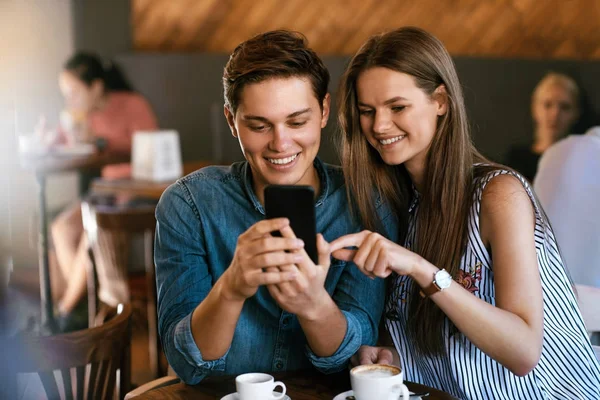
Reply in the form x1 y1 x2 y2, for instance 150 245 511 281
264 185 318 264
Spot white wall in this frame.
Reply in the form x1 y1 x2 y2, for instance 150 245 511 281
0 0 78 270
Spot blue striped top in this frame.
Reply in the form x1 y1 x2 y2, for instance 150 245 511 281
386 169 600 399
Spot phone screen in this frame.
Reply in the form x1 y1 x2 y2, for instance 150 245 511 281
264 185 318 264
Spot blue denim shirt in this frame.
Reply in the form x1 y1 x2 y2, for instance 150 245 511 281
155 158 392 384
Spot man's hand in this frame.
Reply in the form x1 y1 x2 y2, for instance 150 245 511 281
350 345 398 367
267 229 332 320
221 218 304 302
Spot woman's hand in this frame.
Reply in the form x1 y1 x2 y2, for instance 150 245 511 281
329 230 423 278
351 345 399 367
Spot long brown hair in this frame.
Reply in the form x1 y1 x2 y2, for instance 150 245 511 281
338 27 494 356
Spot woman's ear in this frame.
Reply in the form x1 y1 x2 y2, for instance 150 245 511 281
224 106 238 138
433 84 449 116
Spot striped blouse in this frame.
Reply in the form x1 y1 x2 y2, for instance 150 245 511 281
385 169 600 399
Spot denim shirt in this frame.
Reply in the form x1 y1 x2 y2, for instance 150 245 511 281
154 158 392 385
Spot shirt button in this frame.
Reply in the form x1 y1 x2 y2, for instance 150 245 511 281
275 362 283 369
282 317 290 326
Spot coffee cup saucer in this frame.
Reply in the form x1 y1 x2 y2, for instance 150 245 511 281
332 389 421 400
220 392 291 400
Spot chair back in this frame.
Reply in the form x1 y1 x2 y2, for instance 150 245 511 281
81 202 156 326
92 204 157 234
81 200 162 377
11 303 132 400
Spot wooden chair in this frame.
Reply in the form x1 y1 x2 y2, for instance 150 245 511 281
124 376 180 399
81 199 162 378
10 303 132 400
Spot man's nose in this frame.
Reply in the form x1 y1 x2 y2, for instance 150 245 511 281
270 126 292 152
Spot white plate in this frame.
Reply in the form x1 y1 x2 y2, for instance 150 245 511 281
332 389 421 399
52 144 96 156
220 392 291 400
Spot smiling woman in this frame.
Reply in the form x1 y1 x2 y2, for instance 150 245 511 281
333 26 600 399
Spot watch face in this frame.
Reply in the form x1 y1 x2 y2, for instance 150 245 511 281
435 269 453 289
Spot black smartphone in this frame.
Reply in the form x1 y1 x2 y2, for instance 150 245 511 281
264 185 318 264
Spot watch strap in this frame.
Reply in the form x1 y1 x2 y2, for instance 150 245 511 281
419 280 440 298
419 270 445 298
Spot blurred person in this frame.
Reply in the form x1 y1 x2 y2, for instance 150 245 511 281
534 126 600 288
49 52 158 331
331 27 600 398
505 72 580 181
154 30 389 384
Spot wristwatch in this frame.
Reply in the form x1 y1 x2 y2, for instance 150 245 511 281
419 269 452 298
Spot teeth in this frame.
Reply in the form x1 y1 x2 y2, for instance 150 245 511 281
268 154 298 165
379 136 404 145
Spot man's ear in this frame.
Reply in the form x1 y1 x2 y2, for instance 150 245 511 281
321 93 331 128
433 85 448 116
224 106 238 138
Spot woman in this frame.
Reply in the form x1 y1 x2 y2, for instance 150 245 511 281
505 72 580 181
330 27 600 399
50 52 158 331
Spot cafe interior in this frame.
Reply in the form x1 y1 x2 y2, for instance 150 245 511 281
1 0 600 399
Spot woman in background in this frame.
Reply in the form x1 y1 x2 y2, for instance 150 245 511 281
505 72 580 181
49 52 158 331
331 27 600 399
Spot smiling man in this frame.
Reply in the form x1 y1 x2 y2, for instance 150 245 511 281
154 30 390 384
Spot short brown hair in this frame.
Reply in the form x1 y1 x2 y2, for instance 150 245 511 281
223 30 330 114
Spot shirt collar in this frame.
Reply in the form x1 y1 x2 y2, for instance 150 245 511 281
242 157 330 215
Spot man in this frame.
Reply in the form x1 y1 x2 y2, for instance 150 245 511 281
154 30 391 384
534 126 600 289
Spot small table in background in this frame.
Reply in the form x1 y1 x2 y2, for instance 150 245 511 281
90 160 215 200
20 151 128 333
132 370 457 399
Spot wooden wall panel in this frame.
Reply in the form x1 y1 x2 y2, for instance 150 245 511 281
132 0 600 59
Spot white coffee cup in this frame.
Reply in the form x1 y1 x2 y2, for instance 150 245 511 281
18 134 46 155
235 373 286 400
350 364 409 400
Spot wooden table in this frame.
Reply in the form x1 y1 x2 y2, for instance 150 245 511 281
20 151 128 333
133 371 456 399
90 161 215 200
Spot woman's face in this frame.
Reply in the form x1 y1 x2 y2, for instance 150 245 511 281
58 70 103 113
532 84 578 142
356 67 447 174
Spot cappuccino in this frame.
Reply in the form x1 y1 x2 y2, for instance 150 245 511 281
352 364 401 378
353 366 398 378
350 364 409 400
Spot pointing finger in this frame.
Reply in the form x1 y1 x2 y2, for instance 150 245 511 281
329 231 370 252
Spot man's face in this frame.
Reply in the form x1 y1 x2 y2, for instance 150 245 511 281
533 84 578 142
226 77 330 203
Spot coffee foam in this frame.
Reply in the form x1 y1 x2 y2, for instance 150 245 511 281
352 364 401 378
